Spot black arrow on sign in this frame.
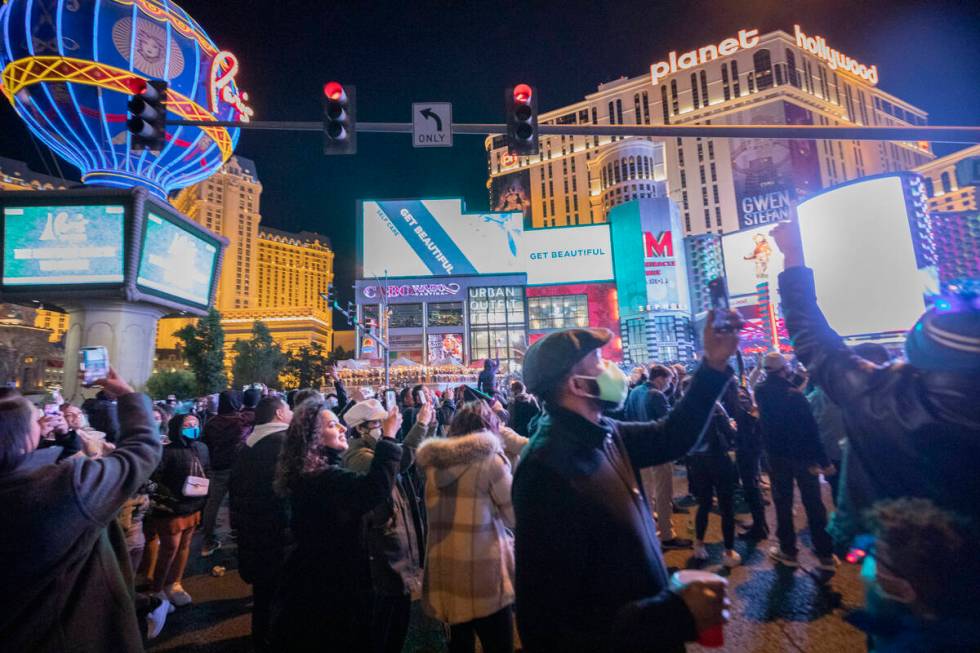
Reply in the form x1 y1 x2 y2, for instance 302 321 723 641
420 108 443 131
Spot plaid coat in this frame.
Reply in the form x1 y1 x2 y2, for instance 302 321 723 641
416 430 516 624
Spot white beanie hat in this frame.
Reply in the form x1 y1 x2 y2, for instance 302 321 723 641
344 399 387 428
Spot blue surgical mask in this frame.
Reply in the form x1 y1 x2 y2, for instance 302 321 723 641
182 426 201 440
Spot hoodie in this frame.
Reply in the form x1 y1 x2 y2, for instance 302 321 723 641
202 391 249 471
416 430 516 624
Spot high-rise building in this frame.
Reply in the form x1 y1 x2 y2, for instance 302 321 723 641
157 156 335 357
487 25 933 236
914 144 980 214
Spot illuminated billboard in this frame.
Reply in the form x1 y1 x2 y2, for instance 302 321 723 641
609 198 690 314
2 204 125 285
721 224 787 299
359 198 613 285
137 211 220 308
797 175 937 338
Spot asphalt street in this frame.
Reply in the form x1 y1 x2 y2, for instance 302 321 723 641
147 468 867 653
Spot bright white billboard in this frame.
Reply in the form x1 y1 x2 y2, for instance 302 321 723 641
721 224 786 298
360 199 612 285
797 175 936 338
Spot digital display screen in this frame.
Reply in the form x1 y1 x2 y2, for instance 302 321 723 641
360 198 613 285
2 204 125 285
137 211 218 306
796 176 936 338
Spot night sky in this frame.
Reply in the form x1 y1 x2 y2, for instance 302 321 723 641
1 0 978 307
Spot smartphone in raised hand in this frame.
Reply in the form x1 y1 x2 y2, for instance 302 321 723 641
79 346 109 386
707 277 733 332
384 389 397 410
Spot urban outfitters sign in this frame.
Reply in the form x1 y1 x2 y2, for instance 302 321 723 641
468 286 524 318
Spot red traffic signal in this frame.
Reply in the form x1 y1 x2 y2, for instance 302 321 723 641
513 83 533 104
323 81 346 102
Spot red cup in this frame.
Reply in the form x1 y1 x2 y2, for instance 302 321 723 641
670 569 726 648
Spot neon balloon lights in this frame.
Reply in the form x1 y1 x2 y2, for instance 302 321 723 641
0 0 252 199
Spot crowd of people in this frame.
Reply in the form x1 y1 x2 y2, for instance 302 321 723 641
0 218 978 652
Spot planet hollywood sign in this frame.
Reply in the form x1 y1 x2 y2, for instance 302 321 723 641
650 25 879 87
361 282 462 299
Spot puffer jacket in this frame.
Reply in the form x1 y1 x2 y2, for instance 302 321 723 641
342 420 436 598
778 266 980 545
416 430 516 625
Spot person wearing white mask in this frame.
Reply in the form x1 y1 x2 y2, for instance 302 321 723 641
343 398 438 653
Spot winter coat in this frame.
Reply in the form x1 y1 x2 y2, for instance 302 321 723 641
0 393 161 653
342 420 435 597
512 364 732 653
755 373 829 467
148 436 212 517
270 439 402 652
229 421 290 585
623 384 670 422
779 265 980 544
416 429 516 625
507 393 540 437
202 413 248 471
807 386 846 462
498 425 529 471
688 404 736 458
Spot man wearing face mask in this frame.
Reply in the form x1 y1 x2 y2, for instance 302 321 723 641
343 398 437 653
513 313 741 653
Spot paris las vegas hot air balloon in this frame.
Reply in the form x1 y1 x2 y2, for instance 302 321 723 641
0 0 252 199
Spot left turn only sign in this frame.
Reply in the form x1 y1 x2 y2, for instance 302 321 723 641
412 103 453 148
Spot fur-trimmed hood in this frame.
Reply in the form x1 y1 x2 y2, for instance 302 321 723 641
417 430 502 487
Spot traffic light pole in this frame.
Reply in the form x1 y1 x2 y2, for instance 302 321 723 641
166 119 980 143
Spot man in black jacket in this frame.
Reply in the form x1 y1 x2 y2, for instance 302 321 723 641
769 220 980 548
755 351 834 570
230 396 293 653
512 315 740 653
506 380 540 437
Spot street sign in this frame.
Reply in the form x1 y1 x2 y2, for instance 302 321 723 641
412 102 452 148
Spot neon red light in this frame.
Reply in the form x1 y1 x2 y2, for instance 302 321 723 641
127 78 147 94
324 81 345 101
514 83 532 103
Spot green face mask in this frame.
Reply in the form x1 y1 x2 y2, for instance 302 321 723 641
574 361 630 409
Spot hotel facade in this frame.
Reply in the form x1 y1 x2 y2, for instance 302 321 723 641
486 25 934 237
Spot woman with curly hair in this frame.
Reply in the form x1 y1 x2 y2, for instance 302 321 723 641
269 397 403 652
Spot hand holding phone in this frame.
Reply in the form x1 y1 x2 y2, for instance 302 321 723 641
79 346 110 386
708 277 733 333
384 389 397 410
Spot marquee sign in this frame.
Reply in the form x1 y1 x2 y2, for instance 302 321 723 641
650 28 760 85
793 25 878 86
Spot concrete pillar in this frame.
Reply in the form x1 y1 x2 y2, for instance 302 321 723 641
62 301 167 402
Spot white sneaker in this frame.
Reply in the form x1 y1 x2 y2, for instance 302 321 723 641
693 541 709 560
723 549 742 567
146 595 171 639
165 582 193 607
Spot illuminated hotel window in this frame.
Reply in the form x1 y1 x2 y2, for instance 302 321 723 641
690 73 700 109
642 92 650 124
528 295 588 330
670 80 679 115
785 49 800 88
754 49 773 90
660 85 670 124
700 71 709 105
731 60 740 96
721 64 730 100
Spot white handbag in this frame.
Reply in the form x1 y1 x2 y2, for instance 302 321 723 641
182 453 210 497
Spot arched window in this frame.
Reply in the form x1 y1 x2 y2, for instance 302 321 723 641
753 49 773 90
941 171 952 194
620 159 628 182
614 163 621 183
629 156 636 179
785 49 800 88
923 177 934 197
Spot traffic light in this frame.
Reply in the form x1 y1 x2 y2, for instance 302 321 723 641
127 79 167 151
323 81 356 155
505 83 538 155
325 284 336 307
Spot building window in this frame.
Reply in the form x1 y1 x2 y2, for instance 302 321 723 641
753 49 773 90
690 73 700 109
634 94 641 124
924 177 935 197
608 101 615 125
642 91 650 124
660 85 670 124
785 48 800 88
941 171 952 194
616 99 624 125
428 302 464 327
731 60 740 96
389 303 423 328
721 63 731 100
700 70 709 105
670 80 679 115
528 295 589 329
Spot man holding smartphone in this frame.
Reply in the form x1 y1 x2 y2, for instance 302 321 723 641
513 312 742 652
